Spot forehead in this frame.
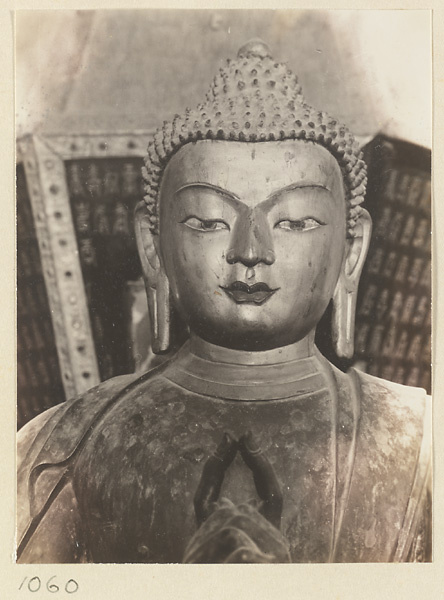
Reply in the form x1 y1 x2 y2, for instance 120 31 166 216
161 139 344 200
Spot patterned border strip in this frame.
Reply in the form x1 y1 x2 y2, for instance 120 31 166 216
41 131 152 160
18 135 80 399
16 132 153 400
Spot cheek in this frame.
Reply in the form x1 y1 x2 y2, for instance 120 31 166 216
310 243 345 313
275 229 344 298
164 228 228 294
180 235 226 274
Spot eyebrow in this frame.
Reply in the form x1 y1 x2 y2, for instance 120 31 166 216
267 181 331 199
174 180 331 209
175 182 240 204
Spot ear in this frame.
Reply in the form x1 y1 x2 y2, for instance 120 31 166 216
343 208 372 285
331 208 372 358
134 201 170 354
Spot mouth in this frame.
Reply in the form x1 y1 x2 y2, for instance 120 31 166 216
220 281 279 305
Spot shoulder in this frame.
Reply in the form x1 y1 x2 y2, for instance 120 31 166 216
17 405 61 471
331 367 432 561
329 362 431 489
17 359 174 476
17 367 170 546
325 361 430 466
352 369 431 511
19 347 180 462
355 369 428 405
353 369 430 437
17 374 138 470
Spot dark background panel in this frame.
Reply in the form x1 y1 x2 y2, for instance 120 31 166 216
316 134 431 393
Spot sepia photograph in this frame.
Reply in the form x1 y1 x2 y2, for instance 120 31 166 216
15 8 432 568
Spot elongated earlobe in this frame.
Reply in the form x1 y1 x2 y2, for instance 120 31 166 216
151 268 171 354
332 209 372 358
331 275 357 359
135 202 171 354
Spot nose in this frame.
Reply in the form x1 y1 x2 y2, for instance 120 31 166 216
226 209 275 267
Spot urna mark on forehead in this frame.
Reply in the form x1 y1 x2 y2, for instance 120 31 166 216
159 139 345 207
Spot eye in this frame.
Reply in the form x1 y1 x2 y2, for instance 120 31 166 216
181 217 230 232
274 217 325 232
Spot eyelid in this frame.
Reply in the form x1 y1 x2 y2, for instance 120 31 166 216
179 215 229 224
291 184 329 191
274 217 326 231
274 217 326 224
180 215 231 231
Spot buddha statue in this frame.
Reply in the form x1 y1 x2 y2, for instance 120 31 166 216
17 40 431 564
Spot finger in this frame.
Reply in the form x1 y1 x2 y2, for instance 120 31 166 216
194 433 238 526
213 432 238 467
238 431 283 529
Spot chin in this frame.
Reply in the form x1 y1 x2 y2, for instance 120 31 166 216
193 317 304 352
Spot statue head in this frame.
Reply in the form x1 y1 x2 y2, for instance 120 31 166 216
136 40 372 357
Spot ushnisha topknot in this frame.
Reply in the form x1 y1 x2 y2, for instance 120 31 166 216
142 39 367 237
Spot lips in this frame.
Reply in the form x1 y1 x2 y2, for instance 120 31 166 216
220 281 279 305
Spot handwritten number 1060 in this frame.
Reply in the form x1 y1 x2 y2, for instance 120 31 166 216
19 576 79 593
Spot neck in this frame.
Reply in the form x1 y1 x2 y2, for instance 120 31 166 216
189 332 316 366
164 331 329 401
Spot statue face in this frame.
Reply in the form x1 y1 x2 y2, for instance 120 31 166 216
158 139 347 350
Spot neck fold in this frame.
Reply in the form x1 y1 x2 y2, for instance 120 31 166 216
164 335 328 401
189 334 315 366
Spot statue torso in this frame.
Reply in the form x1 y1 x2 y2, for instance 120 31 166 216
74 367 337 563
17 345 431 563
